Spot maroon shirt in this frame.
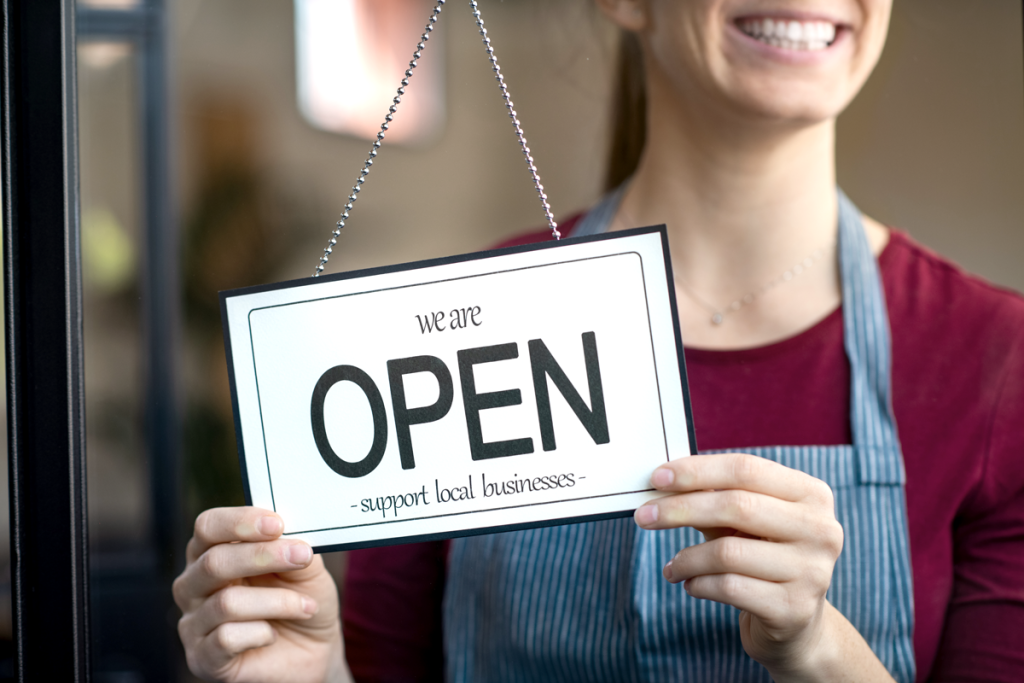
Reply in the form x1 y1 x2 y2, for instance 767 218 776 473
344 218 1024 682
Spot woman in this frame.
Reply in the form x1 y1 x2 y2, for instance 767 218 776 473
173 1 1024 681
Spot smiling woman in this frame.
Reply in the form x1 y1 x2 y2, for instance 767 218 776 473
171 1 1024 682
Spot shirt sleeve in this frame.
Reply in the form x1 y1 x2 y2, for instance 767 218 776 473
928 316 1024 681
342 541 448 683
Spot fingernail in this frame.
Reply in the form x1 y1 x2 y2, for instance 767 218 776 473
652 468 674 489
257 516 283 536
663 561 673 581
287 544 312 566
302 596 318 615
635 504 658 526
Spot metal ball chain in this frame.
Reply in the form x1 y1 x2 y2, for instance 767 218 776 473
313 0 447 277
313 0 560 277
470 0 559 241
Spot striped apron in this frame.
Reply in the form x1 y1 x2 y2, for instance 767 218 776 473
443 190 915 682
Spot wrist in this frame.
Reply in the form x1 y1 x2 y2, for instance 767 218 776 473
755 605 831 683
765 616 836 683
763 603 894 683
325 635 354 683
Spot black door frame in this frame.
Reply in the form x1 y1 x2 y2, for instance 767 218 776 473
2 0 89 679
2 0 177 680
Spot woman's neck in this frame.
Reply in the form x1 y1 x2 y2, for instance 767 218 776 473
614 85 859 349
624 99 839 287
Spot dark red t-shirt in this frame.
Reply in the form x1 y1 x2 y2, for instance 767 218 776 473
343 218 1024 682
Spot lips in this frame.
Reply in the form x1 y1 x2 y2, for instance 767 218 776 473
737 17 838 51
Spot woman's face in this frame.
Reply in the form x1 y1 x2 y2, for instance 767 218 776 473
627 0 893 126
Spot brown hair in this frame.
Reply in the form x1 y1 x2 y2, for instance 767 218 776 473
603 30 647 193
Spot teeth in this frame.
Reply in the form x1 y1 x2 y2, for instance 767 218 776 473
739 18 837 51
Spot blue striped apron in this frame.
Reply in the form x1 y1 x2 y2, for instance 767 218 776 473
443 190 915 682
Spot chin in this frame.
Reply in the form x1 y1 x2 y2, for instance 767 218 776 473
725 77 857 127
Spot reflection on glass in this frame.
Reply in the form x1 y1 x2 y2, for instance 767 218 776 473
295 0 445 144
78 0 141 8
77 41 147 552
79 39 175 682
78 42 131 71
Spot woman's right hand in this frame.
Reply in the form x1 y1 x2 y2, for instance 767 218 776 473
173 507 351 683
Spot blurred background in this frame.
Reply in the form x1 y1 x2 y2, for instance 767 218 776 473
0 0 1020 680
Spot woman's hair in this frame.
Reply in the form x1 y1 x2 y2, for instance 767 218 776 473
603 30 647 193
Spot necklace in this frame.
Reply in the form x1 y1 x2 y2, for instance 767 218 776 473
675 245 829 325
614 203 832 326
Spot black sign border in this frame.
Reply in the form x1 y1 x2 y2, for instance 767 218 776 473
220 224 699 552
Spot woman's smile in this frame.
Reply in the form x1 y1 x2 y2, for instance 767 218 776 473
736 16 838 51
724 10 853 71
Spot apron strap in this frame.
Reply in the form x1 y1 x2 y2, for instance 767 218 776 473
836 190 905 485
571 183 627 237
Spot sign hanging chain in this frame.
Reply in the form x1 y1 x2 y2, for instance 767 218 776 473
313 0 559 277
469 0 559 241
312 1 445 277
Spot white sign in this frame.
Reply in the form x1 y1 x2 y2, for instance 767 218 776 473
221 227 697 551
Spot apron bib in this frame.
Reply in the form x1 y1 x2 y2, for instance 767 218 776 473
443 191 915 682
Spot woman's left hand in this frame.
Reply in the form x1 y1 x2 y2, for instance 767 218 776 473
633 452 892 682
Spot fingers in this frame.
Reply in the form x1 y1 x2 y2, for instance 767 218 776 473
188 507 285 563
682 572 791 622
663 535 830 586
650 453 835 506
635 488 834 543
175 539 315 605
193 621 277 676
183 585 318 639
698 527 746 542
638 455 845 663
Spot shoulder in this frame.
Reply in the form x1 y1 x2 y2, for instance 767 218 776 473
882 228 1024 401
881 229 1024 345
489 213 586 250
883 229 1024 509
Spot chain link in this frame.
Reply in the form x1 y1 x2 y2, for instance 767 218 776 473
313 0 447 277
313 0 559 277
470 0 559 241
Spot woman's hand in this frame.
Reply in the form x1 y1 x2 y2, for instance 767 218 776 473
173 507 351 683
634 453 894 682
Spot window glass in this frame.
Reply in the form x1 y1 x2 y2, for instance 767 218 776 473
79 40 174 681
79 40 146 558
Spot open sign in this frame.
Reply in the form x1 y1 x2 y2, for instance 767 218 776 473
221 227 696 551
